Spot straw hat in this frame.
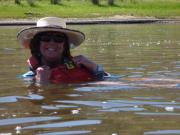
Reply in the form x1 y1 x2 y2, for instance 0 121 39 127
17 17 85 49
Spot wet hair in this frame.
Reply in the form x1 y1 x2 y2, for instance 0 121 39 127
30 31 71 66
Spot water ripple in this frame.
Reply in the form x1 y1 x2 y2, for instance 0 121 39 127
76 81 137 92
0 116 61 126
56 100 134 109
109 100 179 105
100 107 145 112
37 130 91 135
136 112 180 116
144 129 180 135
0 96 18 103
41 105 78 110
0 94 44 103
23 120 101 129
56 99 180 114
75 85 136 91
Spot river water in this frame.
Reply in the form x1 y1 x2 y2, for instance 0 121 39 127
0 23 180 135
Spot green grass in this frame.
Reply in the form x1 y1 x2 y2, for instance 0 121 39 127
0 0 179 19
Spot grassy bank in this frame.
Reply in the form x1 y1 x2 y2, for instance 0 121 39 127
0 0 179 19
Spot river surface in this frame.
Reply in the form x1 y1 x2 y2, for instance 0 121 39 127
0 23 180 135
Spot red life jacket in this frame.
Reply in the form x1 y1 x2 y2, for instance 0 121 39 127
27 56 94 83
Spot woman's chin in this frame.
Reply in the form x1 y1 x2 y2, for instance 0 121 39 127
46 56 60 62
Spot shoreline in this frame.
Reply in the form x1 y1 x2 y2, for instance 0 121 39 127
0 17 180 26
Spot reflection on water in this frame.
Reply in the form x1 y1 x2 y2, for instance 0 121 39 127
23 120 101 129
0 116 61 126
37 130 91 135
144 130 180 135
0 24 180 134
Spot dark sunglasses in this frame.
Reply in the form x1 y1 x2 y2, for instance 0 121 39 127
39 33 65 43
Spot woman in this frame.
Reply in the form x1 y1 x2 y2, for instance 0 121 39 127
17 17 105 84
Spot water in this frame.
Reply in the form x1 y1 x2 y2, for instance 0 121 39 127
0 23 180 135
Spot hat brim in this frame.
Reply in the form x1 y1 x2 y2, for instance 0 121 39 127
17 26 85 49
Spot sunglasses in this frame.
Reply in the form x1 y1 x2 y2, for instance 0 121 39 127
39 33 65 43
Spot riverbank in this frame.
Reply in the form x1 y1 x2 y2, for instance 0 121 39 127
0 0 179 19
0 16 179 26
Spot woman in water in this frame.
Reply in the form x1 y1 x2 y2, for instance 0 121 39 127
17 17 105 84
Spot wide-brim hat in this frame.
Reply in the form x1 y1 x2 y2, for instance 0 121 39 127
17 17 85 49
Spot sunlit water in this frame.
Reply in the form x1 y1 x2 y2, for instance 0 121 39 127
0 23 180 135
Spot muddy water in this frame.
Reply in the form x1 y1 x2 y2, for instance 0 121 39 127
0 23 180 135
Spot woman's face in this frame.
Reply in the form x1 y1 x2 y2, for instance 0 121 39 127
39 32 65 62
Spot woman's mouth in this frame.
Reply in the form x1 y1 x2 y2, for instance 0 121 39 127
47 48 56 51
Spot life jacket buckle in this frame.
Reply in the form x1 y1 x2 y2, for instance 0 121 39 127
64 61 75 69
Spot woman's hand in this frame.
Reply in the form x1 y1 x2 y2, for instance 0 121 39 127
35 66 51 84
72 55 97 72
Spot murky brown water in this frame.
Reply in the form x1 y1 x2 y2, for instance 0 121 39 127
0 23 180 135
